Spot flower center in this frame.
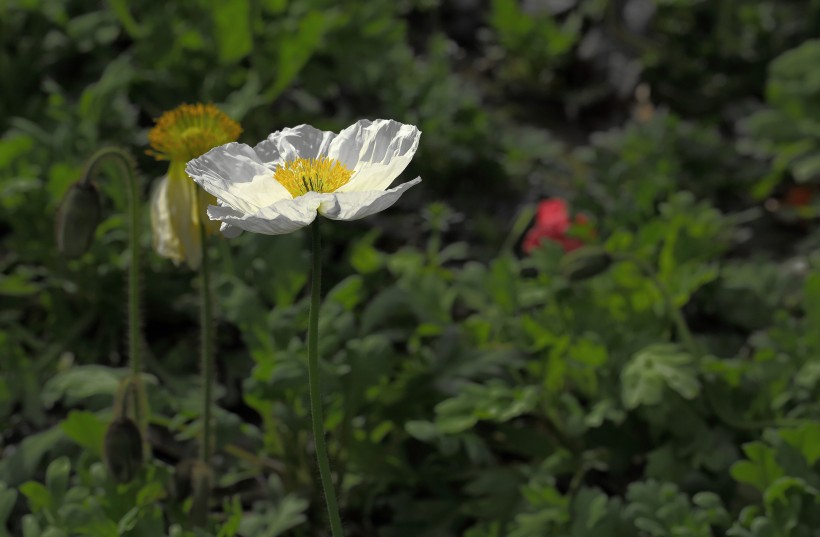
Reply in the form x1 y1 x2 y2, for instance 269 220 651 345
273 156 353 197
148 103 242 162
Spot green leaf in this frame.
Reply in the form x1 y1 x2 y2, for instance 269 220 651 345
790 152 820 182
349 232 384 274
0 483 18 537
763 476 817 509
0 426 64 486
731 442 785 492
44 457 70 507
238 493 308 537
777 423 820 466
621 344 700 409
266 11 329 99
324 275 364 311
19 482 52 513
0 134 34 168
210 0 252 62
435 381 538 434
60 411 107 457
0 273 40 297
21 514 41 537
405 420 438 442
804 273 820 347
105 0 145 38
570 487 610 532
41 366 153 408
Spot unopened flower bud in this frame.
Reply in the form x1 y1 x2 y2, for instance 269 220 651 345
103 417 144 483
55 182 101 258
560 246 613 282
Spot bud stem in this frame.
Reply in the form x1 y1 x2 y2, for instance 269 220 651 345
195 189 215 525
308 220 345 537
81 148 148 448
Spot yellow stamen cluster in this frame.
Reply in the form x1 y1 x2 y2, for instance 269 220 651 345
273 156 353 197
147 103 242 162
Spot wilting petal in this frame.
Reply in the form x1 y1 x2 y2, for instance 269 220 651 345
150 167 203 269
319 178 421 221
166 169 202 269
329 119 421 192
253 124 337 165
207 192 332 235
186 142 292 214
150 175 183 263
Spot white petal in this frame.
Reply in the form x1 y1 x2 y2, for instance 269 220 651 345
149 172 202 269
253 124 337 165
186 142 292 214
329 119 421 193
220 222 243 238
207 192 331 235
215 200 243 238
319 177 421 221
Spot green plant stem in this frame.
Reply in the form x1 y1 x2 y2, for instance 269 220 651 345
81 147 150 458
197 191 215 465
81 147 142 381
308 220 344 537
619 253 813 430
616 253 700 358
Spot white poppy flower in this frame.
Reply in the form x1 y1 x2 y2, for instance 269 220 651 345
185 119 421 236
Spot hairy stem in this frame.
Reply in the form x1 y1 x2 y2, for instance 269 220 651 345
197 190 215 465
81 147 146 446
307 220 344 537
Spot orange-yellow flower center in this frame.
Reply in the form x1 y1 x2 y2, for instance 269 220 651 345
147 103 242 162
273 156 353 197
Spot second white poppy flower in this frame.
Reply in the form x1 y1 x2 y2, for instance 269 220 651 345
185 119 422 237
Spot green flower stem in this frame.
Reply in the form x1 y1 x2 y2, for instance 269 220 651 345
82 147 150 444
80 147 142 382
197 190 215 465
308 220 345 537
616 253 701 358
613 253 805 430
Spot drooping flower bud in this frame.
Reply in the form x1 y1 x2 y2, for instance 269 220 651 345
103 417 144 483
560 246 613 282
55 182 102 258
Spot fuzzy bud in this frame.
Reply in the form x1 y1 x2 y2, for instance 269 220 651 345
560 246 613 282
55 182 102 258
103 417 144 483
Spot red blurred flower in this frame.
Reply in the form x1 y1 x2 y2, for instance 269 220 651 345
783 185 815 208
523 199 589 254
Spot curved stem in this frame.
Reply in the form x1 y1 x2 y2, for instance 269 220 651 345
308 221 344 537
81 147 142 380
81 148 146 444
197 190 215 465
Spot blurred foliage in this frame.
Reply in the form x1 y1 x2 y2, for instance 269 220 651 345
3 0 820 536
